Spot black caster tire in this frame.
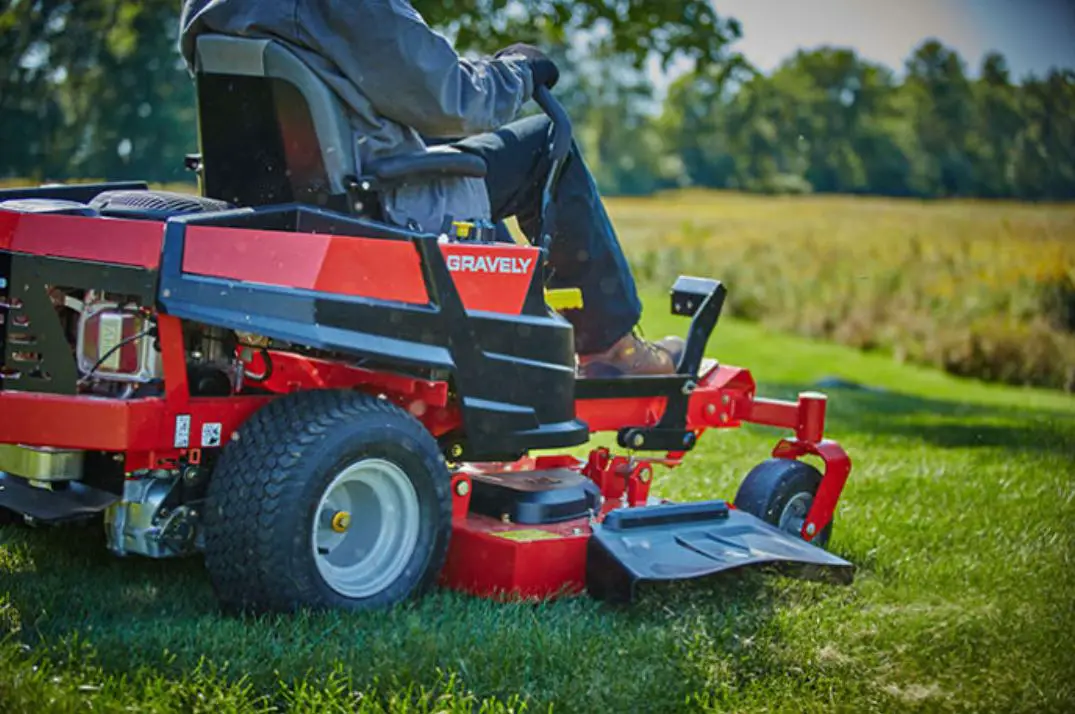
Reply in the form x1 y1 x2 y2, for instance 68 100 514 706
203 389 452 613
734 458 832 548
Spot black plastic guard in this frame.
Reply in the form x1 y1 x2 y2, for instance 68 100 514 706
586 501 854 603
0 473 118 522
468 468 601 525
156 205 588 459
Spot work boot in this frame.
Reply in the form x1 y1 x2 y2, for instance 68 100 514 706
578 331 685 378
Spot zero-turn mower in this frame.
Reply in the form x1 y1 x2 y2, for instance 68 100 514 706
0 35 854 611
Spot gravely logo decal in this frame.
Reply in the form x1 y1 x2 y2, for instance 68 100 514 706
446 254 533 275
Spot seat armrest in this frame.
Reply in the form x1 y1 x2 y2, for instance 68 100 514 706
366 147 487 183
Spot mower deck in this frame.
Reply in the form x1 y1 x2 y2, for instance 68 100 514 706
440 447 853 603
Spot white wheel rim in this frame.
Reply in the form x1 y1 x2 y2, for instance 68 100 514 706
777 491 813 537
311 458 420 598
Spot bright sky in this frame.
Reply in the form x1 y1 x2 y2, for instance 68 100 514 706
711 0 1075 78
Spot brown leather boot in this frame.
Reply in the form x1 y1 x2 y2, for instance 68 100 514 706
578 331 685 378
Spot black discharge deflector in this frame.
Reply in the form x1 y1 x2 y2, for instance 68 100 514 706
467 468 601 525
586 500 855 603
0 473 118 522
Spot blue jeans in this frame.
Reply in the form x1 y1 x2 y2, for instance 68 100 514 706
452 115 642 355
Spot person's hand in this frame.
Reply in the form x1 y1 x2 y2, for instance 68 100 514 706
495 43 559 91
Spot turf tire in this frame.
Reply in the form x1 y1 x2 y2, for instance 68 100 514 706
202 389 452 613
734 458 832 548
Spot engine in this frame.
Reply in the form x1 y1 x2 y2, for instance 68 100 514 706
52 288 241 398
0 288 240 557
1 271 297 557
72 290 162 398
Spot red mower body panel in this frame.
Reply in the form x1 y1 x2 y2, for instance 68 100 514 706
1 210 541 314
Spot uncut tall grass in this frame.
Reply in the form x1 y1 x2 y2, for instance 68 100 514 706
612 191 1075 391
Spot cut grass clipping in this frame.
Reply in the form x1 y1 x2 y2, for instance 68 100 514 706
2 301 1073 712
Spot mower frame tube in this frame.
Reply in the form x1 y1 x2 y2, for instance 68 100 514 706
576 366 851 545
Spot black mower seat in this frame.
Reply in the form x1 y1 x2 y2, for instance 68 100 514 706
365 146 487 183
90 190 231 220
193 34 486 211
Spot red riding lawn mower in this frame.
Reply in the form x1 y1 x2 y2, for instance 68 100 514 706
0 35 854 611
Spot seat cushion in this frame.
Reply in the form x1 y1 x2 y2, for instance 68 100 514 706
366 147 487 183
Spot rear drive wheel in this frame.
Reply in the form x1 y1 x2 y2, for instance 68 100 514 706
203 390 451 613
734 458 832 548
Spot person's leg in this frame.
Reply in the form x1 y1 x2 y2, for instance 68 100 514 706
453 114 641 355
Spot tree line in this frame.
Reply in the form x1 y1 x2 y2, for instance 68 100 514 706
2 1 1073 201
576 42 1075 200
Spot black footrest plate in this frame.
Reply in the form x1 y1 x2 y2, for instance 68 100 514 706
587 500 854 603
0 472 118 522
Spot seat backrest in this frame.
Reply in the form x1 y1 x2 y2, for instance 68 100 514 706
194 35 356 208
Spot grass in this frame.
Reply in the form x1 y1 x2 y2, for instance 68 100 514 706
610 191 1075 391
2 294 1074 712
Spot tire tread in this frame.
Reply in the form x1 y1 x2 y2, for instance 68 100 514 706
734 457 832 548
203 389 451 613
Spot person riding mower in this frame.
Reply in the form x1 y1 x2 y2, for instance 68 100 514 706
180 0 683 378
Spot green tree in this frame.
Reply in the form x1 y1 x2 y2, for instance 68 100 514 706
781 49 898 194
0 0 195 182
970 53 1021 197
1011 69 1075 200
659 61 749 189
568 52 669 195
0 0 83 179
0 0 742 184
76 1 196 182
902 39 976 196
417 0 741 69
660 48 902 195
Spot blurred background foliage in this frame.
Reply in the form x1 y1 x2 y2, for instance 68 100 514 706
3 0 1073 200
1 0 1072 391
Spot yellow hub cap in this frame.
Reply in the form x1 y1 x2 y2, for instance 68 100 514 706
330 511 352 533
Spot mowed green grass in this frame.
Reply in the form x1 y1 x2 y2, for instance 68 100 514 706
2 295 1073 713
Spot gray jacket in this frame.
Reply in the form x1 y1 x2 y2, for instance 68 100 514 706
179 0 534 231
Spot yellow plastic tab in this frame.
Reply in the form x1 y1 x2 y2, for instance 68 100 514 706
545 287 584 311
451 220 474 239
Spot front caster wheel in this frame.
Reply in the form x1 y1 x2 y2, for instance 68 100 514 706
203 390 452 613
734 458 832 548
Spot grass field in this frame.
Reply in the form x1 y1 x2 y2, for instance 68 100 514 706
2 296 1073 712
609 191 1075 391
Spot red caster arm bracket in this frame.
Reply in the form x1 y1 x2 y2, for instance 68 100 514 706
772 437 852 543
